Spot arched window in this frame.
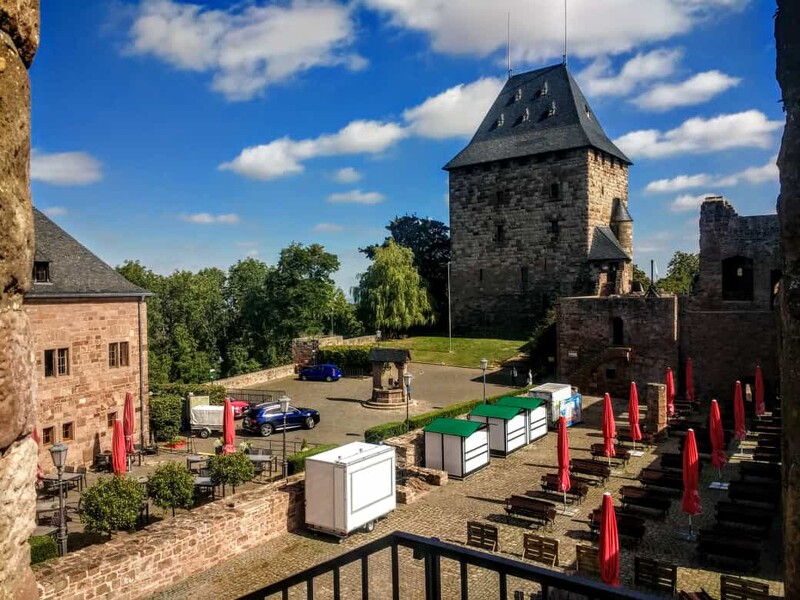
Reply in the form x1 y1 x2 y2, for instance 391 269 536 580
722 256 754 301
612 317 624 345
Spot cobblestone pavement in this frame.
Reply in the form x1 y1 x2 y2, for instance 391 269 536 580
150 394 785 599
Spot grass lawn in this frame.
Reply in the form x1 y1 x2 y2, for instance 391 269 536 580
380 336 526 368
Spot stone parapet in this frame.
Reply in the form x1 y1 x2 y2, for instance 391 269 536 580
215 363 296 389
645 383 667 436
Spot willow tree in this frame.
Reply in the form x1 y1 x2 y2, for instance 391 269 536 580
356 239 434 335
776 1 800 595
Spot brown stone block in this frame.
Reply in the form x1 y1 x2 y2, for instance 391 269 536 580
0 309 34 447
0 0 39 66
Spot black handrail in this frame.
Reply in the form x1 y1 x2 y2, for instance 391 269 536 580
238 531 657 600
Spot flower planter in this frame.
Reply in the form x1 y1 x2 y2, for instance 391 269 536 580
166 441 187 449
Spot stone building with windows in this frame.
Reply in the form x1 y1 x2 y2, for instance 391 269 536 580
446 63 634 337
25 209 151 467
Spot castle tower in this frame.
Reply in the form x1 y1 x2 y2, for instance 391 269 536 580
445 63 632 336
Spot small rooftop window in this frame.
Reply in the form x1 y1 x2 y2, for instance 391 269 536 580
585 104 592 119
522 107 530 122
515 88 523 102
33 261 50 283
548 101 557 117
496 113 505 128
540 81 549 97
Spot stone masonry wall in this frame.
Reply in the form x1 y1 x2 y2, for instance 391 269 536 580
0 1 40 597
25 297 149 468
215 363 296 389
449 148 629 337
557 296 678 398
34 478 305 599
291 334 377 367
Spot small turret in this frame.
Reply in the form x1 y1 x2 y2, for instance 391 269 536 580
611 197 633 258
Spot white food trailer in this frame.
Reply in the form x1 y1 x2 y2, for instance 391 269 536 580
468 404 527 456
305 442 396 538
529 383 583 428
495 396 548 444
423 418 490 479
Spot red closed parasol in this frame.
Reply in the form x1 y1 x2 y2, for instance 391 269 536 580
709 399 727 473
557 416 571 511
112 419 127 475
685 358 694 404
681 429 702 538
755 365 765 417
602 393 616 465
222 397 236 454
123 392 135 454
666 367 676 417
628 382 642 452
599 492 620 587
733 380 746 442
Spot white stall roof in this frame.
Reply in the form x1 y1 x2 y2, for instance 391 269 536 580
307 442 389 465
531 383 572 394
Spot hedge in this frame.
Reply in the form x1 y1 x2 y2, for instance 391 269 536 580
287 444 338 475
150 383 227 404
316 345 372 370
148 394 183 441
29 535 58 564
364 387 532 444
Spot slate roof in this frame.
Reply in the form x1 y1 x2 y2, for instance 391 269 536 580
444 63 631 170
27 208 151 298
588 226 630 262
611 198 633 222
368 347 411 364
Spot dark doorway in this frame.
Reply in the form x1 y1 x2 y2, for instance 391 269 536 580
612 317 624 345
722 256 754 301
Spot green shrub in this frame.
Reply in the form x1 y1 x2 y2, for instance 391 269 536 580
81 476 145 535
287 444 338 475
209 452 254 489
315 345 372 370
363 388 531 443
150 383 227 404
148 394 183 441
29 535 58 564
147 462 195 516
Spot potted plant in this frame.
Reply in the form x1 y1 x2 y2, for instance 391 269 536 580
214 438 223 455
239 440 252 454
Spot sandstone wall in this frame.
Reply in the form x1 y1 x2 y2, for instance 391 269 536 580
449 148 629 337
0 1 39 597
290 334 377 366
557 296 678 398
215 363 296 389
25 298 149 467
34 478 305 599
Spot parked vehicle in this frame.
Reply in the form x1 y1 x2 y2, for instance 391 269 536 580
242 403 320 437
299 363 342 382
228 398 250 418
190 405 224 439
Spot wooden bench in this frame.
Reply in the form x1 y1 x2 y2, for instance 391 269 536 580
728 481 780 506
752 448 781 463
505 495 556 529
617 428 657 447
575 545 600 579
738 461 781 482
638 467 683 494
708 522 769 541
570 459 610 485
620 486 671 517
466 521 499 552
588 508 645 547
697 530 761 568
540 474 588 504
634 556 677 596
590 443 630 466
720 574 769 600
752 421 781 434
716 502 774 530
660 452 704 473
522 533 559 567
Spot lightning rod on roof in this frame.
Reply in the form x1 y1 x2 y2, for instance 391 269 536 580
507 12 512 80
562 0 568 65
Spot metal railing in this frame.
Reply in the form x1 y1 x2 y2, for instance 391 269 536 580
226 389 287 405
238 531 656 600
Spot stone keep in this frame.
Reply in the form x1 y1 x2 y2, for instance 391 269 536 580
446 63 634 337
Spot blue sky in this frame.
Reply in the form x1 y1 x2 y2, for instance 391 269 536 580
31 0 781 292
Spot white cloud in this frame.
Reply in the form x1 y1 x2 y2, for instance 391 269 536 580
327 190 385 204
314 222 344 232
180 212 240 224
671 192 721 212
634 70 741 110
578 49 682 96
220 120 407 179
332 167 362 183
41 206 68 217
363 0 745 62
127 0 364 101
403 77 503 138
645 155 778 192
31 150 102 186
614 110 782 159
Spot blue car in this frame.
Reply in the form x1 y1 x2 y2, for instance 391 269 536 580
242 403 320 437
299 363 342 382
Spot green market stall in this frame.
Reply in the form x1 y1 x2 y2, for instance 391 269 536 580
423 418 490 479
468 404 526 456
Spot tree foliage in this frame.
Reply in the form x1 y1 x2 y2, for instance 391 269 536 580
148 394 183 441
632 263 651 289
657 251 700 295
209 451 255 489
81 476 145 535
147 462 195 516
356 239 434 335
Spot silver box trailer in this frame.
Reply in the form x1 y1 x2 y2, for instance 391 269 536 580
189 405 224 439
305 442 396 538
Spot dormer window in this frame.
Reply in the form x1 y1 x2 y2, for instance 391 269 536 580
585 104 592 119
522 107 530 123
34 261 50 283
540 81 549 97
548 101 557 117
497 113 505 128
515 88 523 102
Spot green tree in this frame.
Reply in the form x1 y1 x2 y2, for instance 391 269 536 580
147 462 195 516
148 393 183 442
356 239 434 335
209 452 255 492
632 263 651 290
657 251 699 295
81 476 145 536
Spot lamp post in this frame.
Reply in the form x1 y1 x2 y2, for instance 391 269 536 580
447 261 452 353
480 358 488 403
403 371 413 432
49 443 69 556
279 396 290 480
